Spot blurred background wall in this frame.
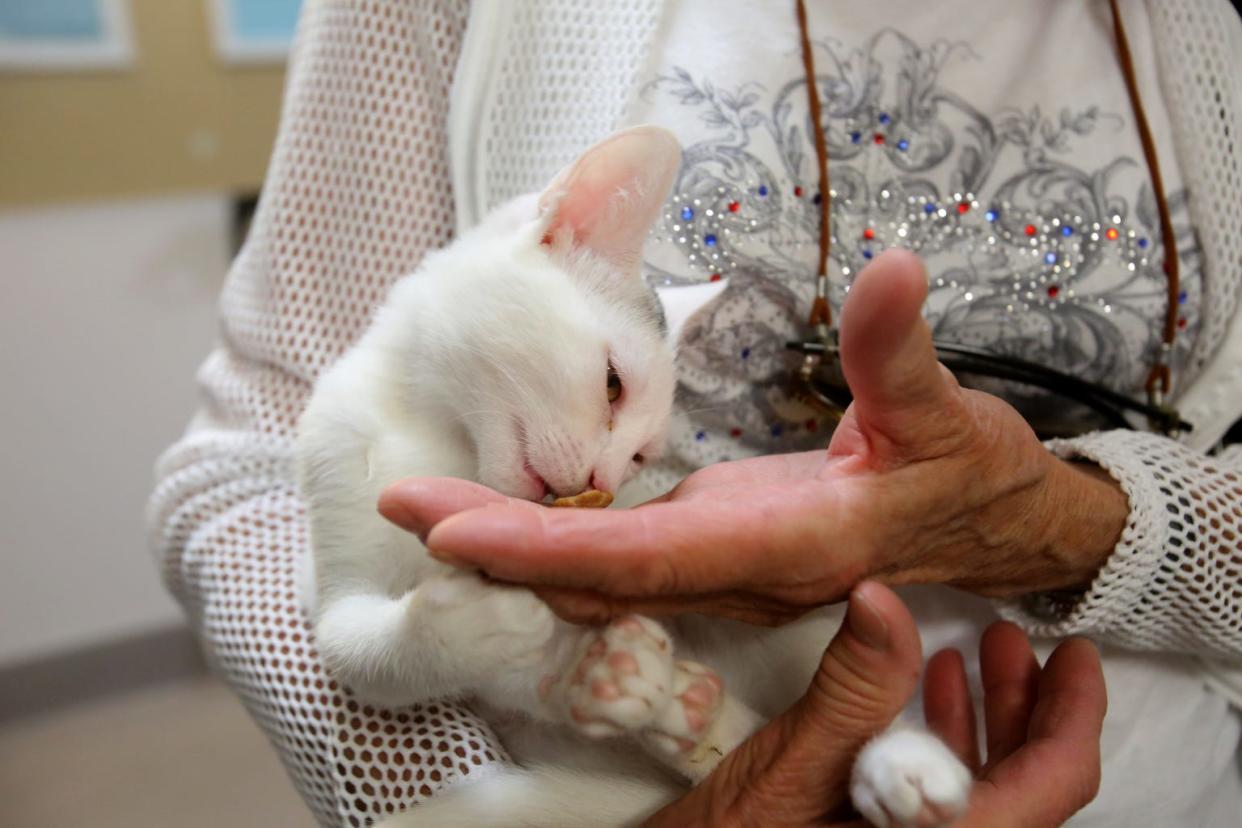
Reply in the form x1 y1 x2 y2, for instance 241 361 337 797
0 7 335 821
0 0 285 205
0 0 289 693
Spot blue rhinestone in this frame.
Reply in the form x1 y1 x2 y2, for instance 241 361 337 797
1044 252 1058 264
681 206 694 221
985 209 999 222
740 347 751 359
704 234 717 246
1138 237 1149 248
862 249 873 260
1062 226 1074 237
1178 290 1188 304
812 193 822 205
850 131 862 144
878 112 891 125
924 203 936 214
897 139 909 151
770 424 784 437
757 184 768 197
695 430 706 441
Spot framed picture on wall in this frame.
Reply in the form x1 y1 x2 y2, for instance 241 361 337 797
208 0 303 64
0 0 135 71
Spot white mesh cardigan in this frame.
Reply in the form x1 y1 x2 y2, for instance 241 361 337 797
146 1 1242 825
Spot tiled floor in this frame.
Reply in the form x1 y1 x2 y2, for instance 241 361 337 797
0 676 309 827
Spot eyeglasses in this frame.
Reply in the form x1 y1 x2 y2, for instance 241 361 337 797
785 338 1192 440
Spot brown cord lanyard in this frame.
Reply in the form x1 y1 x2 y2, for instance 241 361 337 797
795 0 1182 414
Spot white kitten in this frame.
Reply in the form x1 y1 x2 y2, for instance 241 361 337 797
297 126 970 828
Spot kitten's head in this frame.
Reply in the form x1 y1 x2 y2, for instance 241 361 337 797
428 127 681 500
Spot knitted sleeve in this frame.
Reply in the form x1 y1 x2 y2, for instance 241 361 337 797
998 431 1242 661
144 3 512 826
997 1 1242 662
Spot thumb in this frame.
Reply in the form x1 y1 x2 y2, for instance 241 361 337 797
730 583 923 825
794 581 924 768
838 249 962 454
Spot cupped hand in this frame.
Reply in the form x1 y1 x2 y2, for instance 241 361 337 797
637 583 1106 827
922 622 1106 827
380 249 1129 625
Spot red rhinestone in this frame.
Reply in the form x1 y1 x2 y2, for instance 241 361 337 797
729 428 743 438
957 202 970 215
863 228 875 240
1024 224 1037 236
805 419 818 431
1047 285 1060 298
728 201 740 212
873 133 885 144
709 273 722 282
1178 317 1187 329
1105 227 1119 240
794 186 804 197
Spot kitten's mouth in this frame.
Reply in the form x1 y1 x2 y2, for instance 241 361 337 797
514 418 551 502
521 459 550 502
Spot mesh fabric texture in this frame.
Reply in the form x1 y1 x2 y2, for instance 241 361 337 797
1004 432 1242 659
1147 0 1242 380
145 3 508 827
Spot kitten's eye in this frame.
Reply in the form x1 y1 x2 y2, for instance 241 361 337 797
606 365 623 403
633 453 645 464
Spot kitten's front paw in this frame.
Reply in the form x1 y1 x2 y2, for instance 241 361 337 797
415 572 555 667
547 615 678 738
851 729 971 828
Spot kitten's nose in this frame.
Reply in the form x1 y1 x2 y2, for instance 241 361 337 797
590 471 609 494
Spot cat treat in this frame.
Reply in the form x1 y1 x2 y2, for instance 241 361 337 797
550 489 614 509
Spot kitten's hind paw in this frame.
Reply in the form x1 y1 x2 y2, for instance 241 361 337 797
551 615 676 738
851 729 971 828
644 663 763 784
643 660 724 756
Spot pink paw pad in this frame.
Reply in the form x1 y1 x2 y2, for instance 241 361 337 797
645 660 725 755
556 616 676 737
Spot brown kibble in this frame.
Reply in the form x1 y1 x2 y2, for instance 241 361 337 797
550 490 614 509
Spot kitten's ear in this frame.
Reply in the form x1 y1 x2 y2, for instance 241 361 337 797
537 126 681 270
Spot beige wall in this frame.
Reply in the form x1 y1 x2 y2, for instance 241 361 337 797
0 0 287 207
0 194 229 665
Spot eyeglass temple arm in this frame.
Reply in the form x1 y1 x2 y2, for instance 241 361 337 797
785 340 1193 435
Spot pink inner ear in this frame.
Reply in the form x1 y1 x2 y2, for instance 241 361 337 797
538 127 680 267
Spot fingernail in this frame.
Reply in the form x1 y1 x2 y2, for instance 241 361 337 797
425 543 464 566
847 582 890 650
424 514 505 566
377 498 430 542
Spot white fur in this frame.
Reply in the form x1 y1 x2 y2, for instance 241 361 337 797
297 126 969 827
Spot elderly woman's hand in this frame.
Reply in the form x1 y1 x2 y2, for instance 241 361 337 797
640 582 1106 827
380 250 1129 626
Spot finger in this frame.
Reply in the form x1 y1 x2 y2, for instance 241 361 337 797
532 586 810 627
979 621 1041 769
708 582 923 826
837 249 963 458
1027 637 1107 743
425 481 847 598
923 648 981 773
804 583 924 766
378 477 533 542
796 582 925 810
966 638 1106 827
